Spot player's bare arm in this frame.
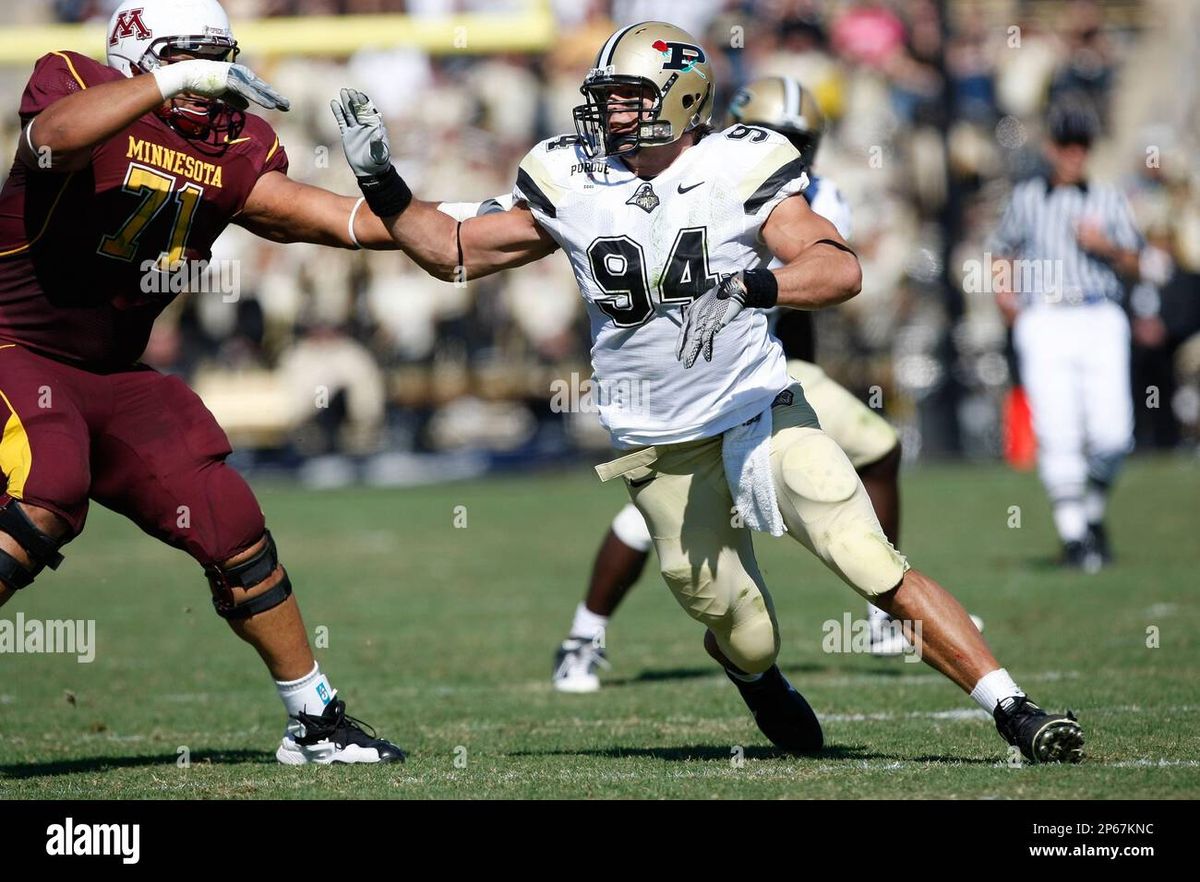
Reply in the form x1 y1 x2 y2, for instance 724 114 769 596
18 56 287 172
329 87 556 279
761 193 862 308
235 170 400 250
356 192 554 279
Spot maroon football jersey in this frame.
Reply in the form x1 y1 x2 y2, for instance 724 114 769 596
0 51 288 367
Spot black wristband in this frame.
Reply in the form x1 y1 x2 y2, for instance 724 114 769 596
740 268 779 309
357 167 412 218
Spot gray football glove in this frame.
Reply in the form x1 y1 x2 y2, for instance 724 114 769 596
152 60 290 112
223 64 290 112
676 273 750 368
330 88 393 177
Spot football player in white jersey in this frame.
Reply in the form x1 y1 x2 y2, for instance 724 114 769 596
547 76 971 691
331 22 1083 763
443 77 984 685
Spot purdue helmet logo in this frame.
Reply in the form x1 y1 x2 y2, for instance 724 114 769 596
109 7 152 45
651 40 707 77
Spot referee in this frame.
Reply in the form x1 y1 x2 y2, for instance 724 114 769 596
990 98 1143 571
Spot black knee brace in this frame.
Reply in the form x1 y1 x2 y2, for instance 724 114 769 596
204 530 293 620
0 499 65 590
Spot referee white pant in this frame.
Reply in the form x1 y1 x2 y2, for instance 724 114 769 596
1013 300 1133 539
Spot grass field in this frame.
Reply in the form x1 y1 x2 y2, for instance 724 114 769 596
1 455 1198 799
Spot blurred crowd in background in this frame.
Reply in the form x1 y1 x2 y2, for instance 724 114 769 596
4 0 1200 482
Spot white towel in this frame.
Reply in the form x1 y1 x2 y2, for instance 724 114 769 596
722 406 786 537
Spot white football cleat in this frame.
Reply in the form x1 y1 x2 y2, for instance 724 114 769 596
275 698 405 765
552 636 610 693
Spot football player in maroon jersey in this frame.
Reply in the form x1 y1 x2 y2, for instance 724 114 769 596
0 0 404 764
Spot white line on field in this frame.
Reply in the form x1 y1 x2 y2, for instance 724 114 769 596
823 708 990 722
822 705 1200 724
1106 759 1200 768
1144 603 1179 617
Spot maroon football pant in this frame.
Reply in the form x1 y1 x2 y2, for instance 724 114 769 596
0 343 264 566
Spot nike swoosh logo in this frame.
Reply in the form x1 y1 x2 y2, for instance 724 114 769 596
628 474 655 488
677 181 704 194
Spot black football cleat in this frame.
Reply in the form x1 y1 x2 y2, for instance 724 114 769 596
727 665 823 754
1087 522 1113 566
276 698 406 765
994 696 1084 764
1060 540 1101 574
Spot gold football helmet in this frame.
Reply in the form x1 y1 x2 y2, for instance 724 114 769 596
573 21 715 159
728 75 825 167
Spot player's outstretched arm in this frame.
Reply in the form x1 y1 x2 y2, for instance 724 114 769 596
330 88 556 281
19 59 288 173
235 171 400 249
761 193 862 309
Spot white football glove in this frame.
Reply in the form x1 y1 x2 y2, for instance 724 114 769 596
152 59 290 112
676 273 750 368
329 88 393 178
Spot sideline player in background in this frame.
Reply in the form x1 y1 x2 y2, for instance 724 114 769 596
550 76 982 691
0 0 403 763
334 21 1084 763
990 98 1141 572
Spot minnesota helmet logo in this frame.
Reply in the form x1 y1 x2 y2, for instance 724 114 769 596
110 7 152 45
652 40 707 78
626 182 660 214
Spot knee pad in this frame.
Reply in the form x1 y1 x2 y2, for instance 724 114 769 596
852 426 901 474
205 530 293 620
0 497 66 590
779 432 859 505
659 542 778 674
611 503 653 553
722 592 779 674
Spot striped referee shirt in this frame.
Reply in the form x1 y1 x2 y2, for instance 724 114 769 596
988 177 1142 306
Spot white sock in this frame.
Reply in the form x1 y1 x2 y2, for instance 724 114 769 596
970 668 1025 714
276 662 336 718
1083 483 1107 525
1052 498 1088 543
569 603 608 642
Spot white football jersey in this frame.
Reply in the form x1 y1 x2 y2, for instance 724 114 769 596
437 195 514 221
510 125 808 449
